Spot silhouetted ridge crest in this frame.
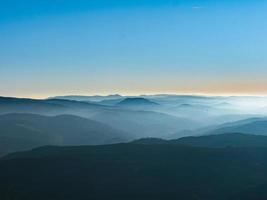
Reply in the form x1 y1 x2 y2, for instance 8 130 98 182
117 97 159 106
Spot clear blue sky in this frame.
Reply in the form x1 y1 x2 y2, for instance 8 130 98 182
1 0 267 98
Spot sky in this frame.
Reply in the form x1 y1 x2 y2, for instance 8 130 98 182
1 0 267 98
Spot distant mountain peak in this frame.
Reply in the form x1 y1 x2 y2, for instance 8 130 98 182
117 97 159 106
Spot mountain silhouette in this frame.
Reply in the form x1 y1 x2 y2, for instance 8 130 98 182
0 113 129 155
133 133 267 148
2 143 267 200
117 97 159 106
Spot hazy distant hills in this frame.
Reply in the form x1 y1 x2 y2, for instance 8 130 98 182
206 120 267 136
50 94 123 102
1 94 267 156
92 109 199 138
0 96 201 139
0 96 67 115
0 96 110 117
200 117 267 137
2 140 267 199
98 98 124 105
48 94 267 125
170 117 267 139
0 113 129 155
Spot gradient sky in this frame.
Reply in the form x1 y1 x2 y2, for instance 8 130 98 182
1 0 267 98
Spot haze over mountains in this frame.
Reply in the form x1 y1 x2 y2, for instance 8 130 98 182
1 94 267 199
1 94 267 155
0 113 129 156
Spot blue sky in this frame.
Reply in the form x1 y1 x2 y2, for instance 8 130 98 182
1 0 267 98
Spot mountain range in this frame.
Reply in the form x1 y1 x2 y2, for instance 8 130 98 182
2 134 267 200
0 96 201 139
1 95 267 155
1 94 267 199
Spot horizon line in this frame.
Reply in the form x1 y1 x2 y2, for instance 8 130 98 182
1 92 267 100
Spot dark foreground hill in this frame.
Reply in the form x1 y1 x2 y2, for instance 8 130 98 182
133 133 267 148
1 143 267 200
174 133 267 148
0 113 129 155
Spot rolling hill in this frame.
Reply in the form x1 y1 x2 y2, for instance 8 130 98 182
170 117 267 139
50 94 123 102
133 133 267 148
1 143 267 200
117 97 159 107
206 120 267 136
0 96 110 117
92 109 199 138
0 96 201 139
173 133 267 148
0 113 130 155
